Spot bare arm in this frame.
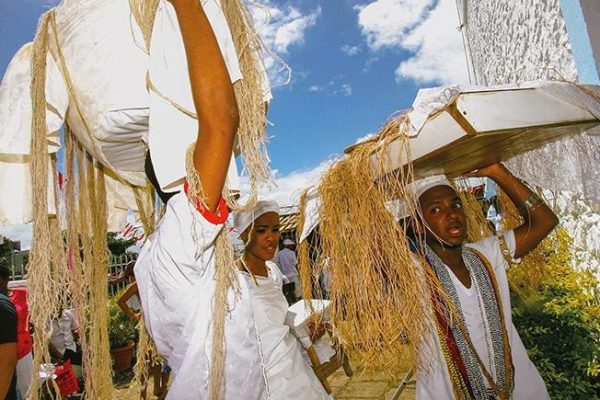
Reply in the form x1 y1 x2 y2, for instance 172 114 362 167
170 0 239 212
117 282 141 322
0 343 17 398
466 163 559 258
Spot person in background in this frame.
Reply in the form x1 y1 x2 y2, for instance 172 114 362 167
275 238 301 303
0 265 17 400
117 280 170 400
48 306 82 366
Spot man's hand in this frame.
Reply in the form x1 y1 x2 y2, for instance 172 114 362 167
462 162 507 179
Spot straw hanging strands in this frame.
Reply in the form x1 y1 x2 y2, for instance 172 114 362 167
300 114 446 376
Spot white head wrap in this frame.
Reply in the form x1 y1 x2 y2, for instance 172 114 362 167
233 200 280 236
396 175 453 219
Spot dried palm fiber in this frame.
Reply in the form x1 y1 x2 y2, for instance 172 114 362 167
219 0 272 210
133 313 162 395
47 6 158 392
72 143 115 398
27 11 71 399
128 0 160 52
452 178 494 243
305 113 450 375
183 146 241 400
131 189 159 395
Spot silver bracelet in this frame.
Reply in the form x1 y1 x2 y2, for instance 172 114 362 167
518 192 544 216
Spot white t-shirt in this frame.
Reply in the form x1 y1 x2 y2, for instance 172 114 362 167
49 309 79 356
416 231 550 400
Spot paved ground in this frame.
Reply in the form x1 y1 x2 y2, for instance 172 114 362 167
329 367 415 400
115 364 416 400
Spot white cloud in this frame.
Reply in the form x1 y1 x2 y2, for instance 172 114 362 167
308 77 352 96
340 83 352 97
355 0 430 50
251 2 321 86
253 2 321 54
240 160 335 208
341 44 361 56
355 0 468 85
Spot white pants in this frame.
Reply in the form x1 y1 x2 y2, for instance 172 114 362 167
16 351 33 399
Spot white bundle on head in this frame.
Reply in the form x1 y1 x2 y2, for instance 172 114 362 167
233 200 279 236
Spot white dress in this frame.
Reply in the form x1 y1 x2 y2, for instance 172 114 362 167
135 192 330 399
245 261 331 400
416 230 550 400
135 192 263 399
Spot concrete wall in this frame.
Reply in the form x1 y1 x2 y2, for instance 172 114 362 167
458 0 577 85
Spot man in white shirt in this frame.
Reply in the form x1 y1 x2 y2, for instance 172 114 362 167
275 239 301 301
48 309 81 365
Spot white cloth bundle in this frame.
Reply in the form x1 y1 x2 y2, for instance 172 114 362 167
0 0 261 229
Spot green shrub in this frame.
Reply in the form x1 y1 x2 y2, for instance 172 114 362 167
509 228 600 399
108 293 137 349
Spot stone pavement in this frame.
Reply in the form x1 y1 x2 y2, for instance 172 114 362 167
329 367 416 400
115 363 417 400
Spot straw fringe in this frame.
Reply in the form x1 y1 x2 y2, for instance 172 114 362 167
302 114 442 375
28 12 65 399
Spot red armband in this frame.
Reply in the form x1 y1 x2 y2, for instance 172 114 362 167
183 180 229 225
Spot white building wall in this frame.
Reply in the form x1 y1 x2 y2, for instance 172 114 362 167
460 0 577 85
458 0 599 275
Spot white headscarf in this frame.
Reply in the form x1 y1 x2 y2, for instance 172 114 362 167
233 200 280 236
396 175 453 219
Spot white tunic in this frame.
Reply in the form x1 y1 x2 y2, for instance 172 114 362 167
416 230 550 400
135 193 330 399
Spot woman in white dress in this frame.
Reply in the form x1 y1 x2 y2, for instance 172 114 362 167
233 201 332 400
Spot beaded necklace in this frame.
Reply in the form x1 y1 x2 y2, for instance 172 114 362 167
425 245 514 400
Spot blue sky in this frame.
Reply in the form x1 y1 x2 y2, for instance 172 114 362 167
0 0 469 245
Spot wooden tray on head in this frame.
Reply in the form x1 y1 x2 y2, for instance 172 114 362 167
366 85 599 184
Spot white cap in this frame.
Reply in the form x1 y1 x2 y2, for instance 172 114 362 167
283 239 295 245
233 200 280 235
396 175 453 219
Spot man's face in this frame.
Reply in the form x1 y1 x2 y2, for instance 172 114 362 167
419 185 467 247
242 212 281 261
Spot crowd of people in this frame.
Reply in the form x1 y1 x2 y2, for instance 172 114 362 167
0 1 562 399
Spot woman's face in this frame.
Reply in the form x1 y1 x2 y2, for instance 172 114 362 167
419 185 467 247
242 212 281 261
